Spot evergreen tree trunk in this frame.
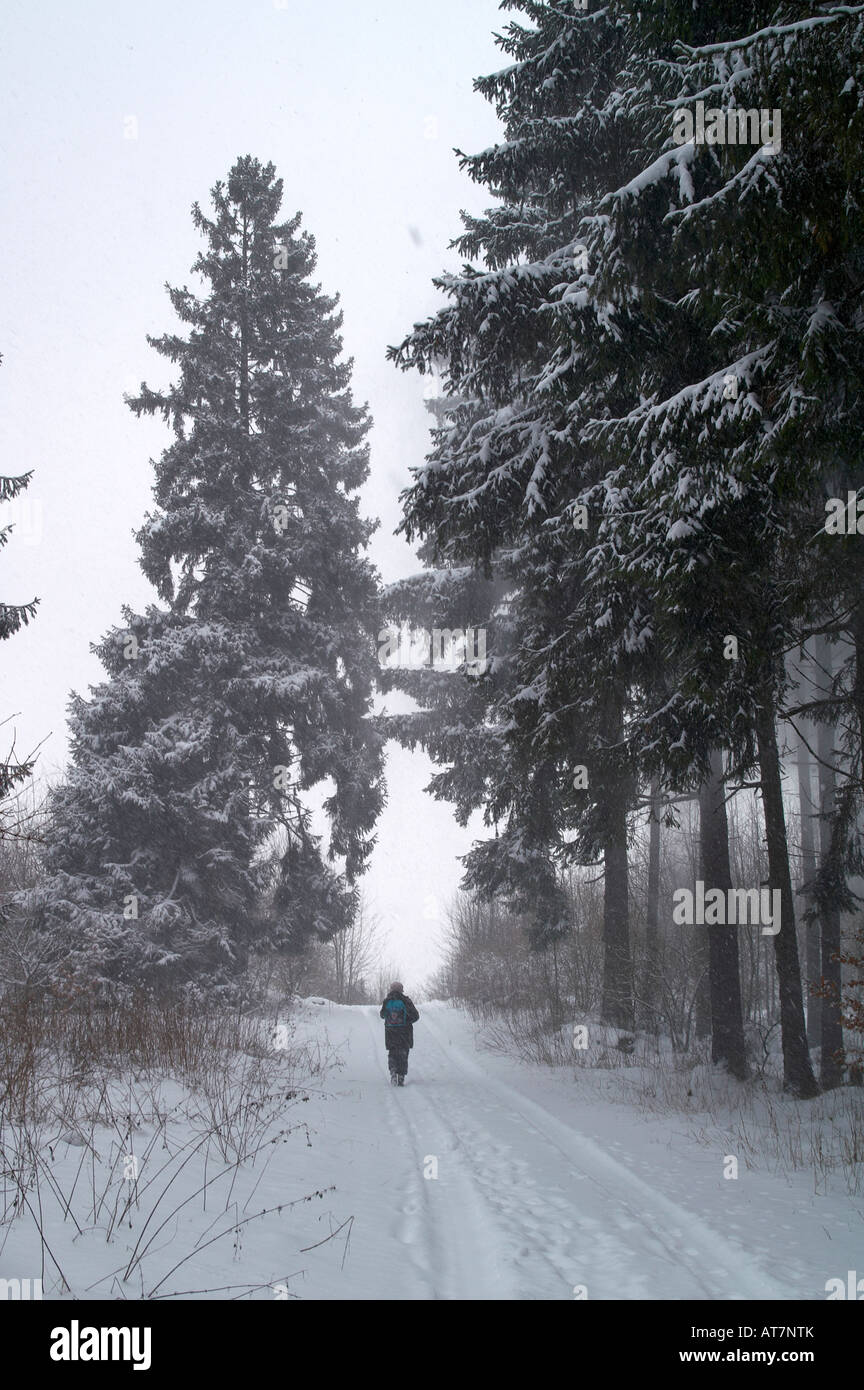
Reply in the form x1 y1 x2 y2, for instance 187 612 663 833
550 938 563 1028
699 749 748 1078
815 635 844 1089
693 924 712 1042
852 597 864 788
601 790 633 1031
795 715 821 1046
642 778 661 1034
688 803 711 1042
755 702 819 1098
333 930 345 1005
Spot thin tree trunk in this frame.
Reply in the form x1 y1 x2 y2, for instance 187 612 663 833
815 635 844 1089
755 702 819 1097
699 748 748 1077
599 698 634 1033
852 596 864 786
602 794 634 1031
795 717 821 1045
693 926 712 1040
687 802 711 1040
551 938 563 1028
642 779 661 1033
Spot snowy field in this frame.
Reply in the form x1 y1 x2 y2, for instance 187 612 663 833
1 999 860 1301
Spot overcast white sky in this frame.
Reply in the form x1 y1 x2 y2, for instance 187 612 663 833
0 0 509 990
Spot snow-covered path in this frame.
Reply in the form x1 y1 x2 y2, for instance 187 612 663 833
287 1001 858 1300
4 999 855 1301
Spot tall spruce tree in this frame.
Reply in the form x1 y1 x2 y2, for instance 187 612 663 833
580 0 864 1093
386 1 651 1028
390 0 861 1090
31 158 384 997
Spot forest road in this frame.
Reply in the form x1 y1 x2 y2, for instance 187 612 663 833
293 1000 792 1300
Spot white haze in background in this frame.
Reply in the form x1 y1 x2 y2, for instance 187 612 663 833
0 0 506 987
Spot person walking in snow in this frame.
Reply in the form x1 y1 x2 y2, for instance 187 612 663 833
380 981 419 1086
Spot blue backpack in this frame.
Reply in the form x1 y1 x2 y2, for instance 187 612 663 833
385 998 407 1027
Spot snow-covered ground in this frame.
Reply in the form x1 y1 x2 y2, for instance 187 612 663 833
1 1000 860 1300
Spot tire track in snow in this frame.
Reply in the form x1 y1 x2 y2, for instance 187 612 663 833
419 1005 793 1300
350 1007 438 1298
403 1025 590 1298
415 1008 676 1298
361 1007 520 1299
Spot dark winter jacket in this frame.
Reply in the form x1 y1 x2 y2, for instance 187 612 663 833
380 991 419 1050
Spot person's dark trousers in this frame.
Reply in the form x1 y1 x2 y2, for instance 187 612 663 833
388 1045 409 1078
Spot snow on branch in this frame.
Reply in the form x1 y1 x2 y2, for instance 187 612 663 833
678 4 864 60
